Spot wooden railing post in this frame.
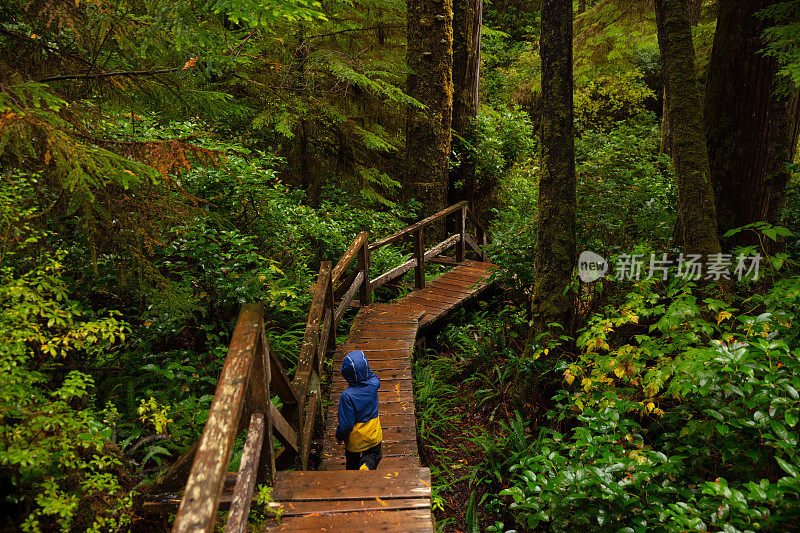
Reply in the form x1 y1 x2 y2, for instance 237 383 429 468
456 204 467 263
317 275 335 377
358 240 371 305
257 330 276 487
413 226 425 289
477 225 488 262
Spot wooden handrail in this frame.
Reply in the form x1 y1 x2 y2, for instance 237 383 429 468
332 231 369 286
368 201 467 251
364 202 486 296
171 203 488 532
173 304 267 533
292 261 331 405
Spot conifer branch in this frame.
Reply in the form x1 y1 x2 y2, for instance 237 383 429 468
37 67 183 83
308 25 403 40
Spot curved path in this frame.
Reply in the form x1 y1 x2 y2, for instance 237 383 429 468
264 260 496 531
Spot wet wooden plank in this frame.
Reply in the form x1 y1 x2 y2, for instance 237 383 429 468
272 468 430 501
404 292 465 307
419 283 476 297
434 271 487 284
328 389 413 408
380 440 419 456
463 259 498 270
320 439 419 462
321 454 422 471
265 508 434 532
334 349 410 358
325 413 416 432
349 329 417 340
268 509 433 532
329 376 413 391
352 316 420 327
325 426 416 444
340 339 414 351
437 265 491 278
399 296 453 311
272 497 430 517
348 323 418 334
330 369 412 383
423 277 485 292
332 379 413 393
326 400 415 419
331 359 411 371
334 349 411 361
411 288 469 302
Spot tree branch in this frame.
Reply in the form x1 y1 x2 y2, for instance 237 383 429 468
37 67 183 83
307 24 403 40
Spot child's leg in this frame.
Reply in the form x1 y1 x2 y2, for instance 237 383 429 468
359 442 382 470
345 449 362 470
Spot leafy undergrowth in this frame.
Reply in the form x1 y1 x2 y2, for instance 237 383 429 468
416 265 800 533
413 302 549 532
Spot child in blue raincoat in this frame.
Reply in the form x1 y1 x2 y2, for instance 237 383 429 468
335 350 383 470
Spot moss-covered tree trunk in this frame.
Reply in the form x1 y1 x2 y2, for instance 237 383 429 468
660 0 701 155
529 0 576 339
406 0 454 217
654 0 721 255
704 0 800 245
449 0 482 211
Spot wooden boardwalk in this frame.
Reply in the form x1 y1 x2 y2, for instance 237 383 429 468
264 260 495 531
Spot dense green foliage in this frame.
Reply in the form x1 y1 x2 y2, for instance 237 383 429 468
2 0 799 531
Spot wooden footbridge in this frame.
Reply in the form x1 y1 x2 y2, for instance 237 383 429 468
165 202 496 532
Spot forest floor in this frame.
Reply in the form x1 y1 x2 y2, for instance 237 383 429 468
413 338 537 530
417 370 491 531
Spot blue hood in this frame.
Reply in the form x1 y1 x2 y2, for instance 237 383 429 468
341 350 376 384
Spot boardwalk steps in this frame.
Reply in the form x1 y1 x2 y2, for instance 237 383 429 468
265 260 495 531
168 202 495 533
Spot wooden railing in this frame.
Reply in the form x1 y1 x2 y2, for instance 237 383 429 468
170 203 487 533
365 200 488 298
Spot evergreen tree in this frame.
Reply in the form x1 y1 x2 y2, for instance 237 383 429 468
703 0 800 246
405 0 454 217
654 0 721 255
529 0 576 338
449 0 482 211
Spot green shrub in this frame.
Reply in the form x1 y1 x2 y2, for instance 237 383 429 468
0 252 135 532
486 275 800 532
574 70 656 134
575 116 675 253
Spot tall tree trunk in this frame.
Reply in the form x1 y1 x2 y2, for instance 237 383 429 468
704 0 800 245
689 0 702 24
529 0 576 339
450 0 482 210
654 0 721 255
406 0 454 217
660 0 701 154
